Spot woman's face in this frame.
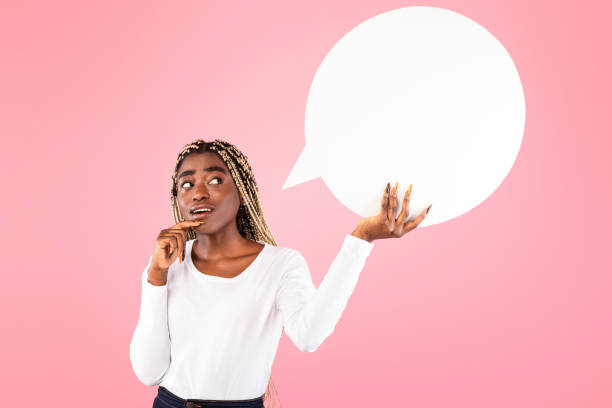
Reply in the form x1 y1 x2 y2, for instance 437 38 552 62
175 151 241 233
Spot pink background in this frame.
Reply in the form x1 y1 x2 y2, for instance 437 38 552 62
1 1 610 407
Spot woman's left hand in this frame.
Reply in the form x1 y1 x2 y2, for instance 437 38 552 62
351 182 431 242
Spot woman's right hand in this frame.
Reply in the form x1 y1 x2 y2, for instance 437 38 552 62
148 220 204 286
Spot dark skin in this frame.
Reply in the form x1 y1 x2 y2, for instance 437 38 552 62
149 152 265 284
148 153 430 285
351 181 431 242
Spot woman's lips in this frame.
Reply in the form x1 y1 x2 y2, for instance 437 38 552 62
192 210 214 220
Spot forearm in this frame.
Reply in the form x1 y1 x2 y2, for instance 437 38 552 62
282 235 374 352
129 263 172 385
129 317 171 385
351 226 373 242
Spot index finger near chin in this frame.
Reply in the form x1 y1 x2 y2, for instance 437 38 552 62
173 220 203 230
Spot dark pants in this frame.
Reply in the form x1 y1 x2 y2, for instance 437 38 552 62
153 386 265 408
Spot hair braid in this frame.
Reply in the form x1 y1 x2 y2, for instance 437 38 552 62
170 139 281 407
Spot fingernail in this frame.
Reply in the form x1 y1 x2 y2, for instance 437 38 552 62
408 184 413 195
386 182 390 194
426 204 432 214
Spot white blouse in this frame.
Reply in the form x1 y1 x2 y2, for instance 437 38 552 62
129 234 374 400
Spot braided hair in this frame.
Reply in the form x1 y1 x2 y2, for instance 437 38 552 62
170 138 281 407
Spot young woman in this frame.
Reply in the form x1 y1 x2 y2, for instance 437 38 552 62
130 139 431 408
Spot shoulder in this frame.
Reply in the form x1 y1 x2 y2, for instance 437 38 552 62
264 242 303 260
263 242 306 269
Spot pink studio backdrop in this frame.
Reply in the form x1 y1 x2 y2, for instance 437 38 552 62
1 1 610 407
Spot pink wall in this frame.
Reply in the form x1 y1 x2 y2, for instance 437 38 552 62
1 1 610 407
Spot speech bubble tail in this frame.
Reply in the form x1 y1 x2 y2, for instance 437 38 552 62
282 146 321 189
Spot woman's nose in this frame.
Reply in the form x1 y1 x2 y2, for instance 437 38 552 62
193 183 210 200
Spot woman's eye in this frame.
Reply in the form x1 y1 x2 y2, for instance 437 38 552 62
181 177 222 189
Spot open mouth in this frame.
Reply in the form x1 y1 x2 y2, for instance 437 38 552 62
191 208 214 219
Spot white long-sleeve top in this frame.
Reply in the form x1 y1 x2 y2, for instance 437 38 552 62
129 234 374 400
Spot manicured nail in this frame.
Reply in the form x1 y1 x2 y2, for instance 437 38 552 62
408 184 413 195
386 182 390 194
426 204 432 214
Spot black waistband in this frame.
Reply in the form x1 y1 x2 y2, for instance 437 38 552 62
157 386 264 408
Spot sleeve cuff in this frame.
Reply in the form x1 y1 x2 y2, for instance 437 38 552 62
141 256 168 289
142 270 169 290
344 233 375 259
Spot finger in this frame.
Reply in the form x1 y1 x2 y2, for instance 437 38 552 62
160 232 180 262
387 181 398 227
393 181 399 216
158 234 178 261
402 205 429 234
168 221 200 261
379 183 389 216
172 220 204 230
177 229 188 262
166 230 186 263
171 221 203 254
395 184 412 225
385 182 391 221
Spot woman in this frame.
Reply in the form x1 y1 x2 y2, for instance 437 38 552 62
129 139 431 408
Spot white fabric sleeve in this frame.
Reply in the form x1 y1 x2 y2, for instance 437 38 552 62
129 255 172 385
275 234 375 352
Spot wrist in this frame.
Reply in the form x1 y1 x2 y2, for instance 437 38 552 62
351 227 372 242
147 278 167 286
148 265 168 286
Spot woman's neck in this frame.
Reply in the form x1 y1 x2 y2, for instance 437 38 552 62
192 228 251 262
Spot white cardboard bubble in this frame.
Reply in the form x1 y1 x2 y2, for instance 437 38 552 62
283 6 525 227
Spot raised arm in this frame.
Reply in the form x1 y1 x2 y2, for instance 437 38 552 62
129 255 171 385
275 234 374 352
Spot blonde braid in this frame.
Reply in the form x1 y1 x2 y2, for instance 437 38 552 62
170 138 281 407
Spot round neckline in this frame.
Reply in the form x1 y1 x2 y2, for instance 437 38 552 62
185 239 268 283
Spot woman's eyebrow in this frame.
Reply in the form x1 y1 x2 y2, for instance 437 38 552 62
178 166 228 180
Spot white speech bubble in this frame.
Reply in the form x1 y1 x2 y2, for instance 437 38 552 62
283 6 525 227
